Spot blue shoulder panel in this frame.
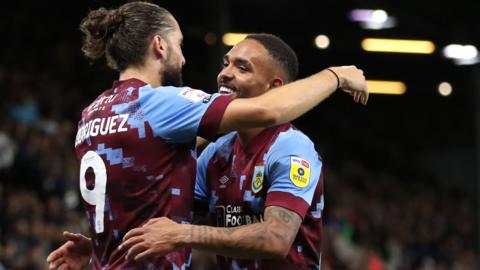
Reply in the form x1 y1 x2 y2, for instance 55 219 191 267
265 128 322 206
139 85 221 144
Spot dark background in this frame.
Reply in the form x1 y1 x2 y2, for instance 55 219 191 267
0 0 478 269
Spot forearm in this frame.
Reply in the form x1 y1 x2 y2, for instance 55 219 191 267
119 207 301 262
219 70 338 133
181 206 301 259
182 221 289 259
253 69 338 124
219 66 367 133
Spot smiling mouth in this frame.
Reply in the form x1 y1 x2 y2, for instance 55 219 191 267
218 86 235 94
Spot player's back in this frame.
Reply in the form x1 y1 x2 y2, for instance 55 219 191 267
74 78 231 269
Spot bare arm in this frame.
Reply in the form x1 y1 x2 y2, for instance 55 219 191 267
187 206 301 259
119 206 302 261
218 66 368 133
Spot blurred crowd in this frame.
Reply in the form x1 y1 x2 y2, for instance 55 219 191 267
321 161 478 270
0 68 88 269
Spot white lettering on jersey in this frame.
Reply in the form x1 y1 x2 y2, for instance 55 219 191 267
215 204 264 227
118 114 129 132
86 94 119 115
75 114 129 146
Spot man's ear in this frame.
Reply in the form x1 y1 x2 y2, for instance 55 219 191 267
270 77 284 89
152 34 167 59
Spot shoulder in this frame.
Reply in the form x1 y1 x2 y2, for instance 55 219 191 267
138 85 182 98
200 132 237 159
269 127 316 155
139 85 211 101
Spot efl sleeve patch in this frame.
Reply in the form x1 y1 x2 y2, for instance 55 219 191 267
178 88 212 103
289 157 310 188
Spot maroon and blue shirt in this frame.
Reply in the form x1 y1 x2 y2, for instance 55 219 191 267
74 78 232 269
195 123 325 270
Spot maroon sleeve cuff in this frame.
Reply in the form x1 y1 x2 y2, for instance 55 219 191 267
265 191 309 219
198 95 234 141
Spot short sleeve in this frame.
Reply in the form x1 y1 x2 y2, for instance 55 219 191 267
194 143 217 202
140 86 233 143
264 129 322 219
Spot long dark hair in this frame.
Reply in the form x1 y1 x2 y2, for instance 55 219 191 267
80 1 175 71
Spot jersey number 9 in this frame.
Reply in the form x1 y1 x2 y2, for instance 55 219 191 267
79 151 107 233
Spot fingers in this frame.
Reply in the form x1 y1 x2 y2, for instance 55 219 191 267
123 228 144 242
348 87 368 105
353 91 360 103
119 235 144 252
360 82 369 105
134 249 157 262
362 91 369 105
48 257 65 270
58 265 69 270
125 243 148 261
63 231 84 242
47 247 64 263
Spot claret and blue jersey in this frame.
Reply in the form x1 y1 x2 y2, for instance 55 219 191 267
195 123 325 270
75 78 232 269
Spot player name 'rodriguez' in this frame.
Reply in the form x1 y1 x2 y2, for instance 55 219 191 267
75 114 129 147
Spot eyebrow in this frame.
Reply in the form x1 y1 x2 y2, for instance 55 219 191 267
224 55 252 68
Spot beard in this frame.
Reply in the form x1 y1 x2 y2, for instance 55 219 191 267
161 64 183 87
161 48 183 87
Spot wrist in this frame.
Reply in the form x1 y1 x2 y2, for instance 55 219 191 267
325 68 341 89
177 224 193 247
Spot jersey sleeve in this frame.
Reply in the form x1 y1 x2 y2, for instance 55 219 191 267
194 142 217 202
140 86 233 143
264 130 322 219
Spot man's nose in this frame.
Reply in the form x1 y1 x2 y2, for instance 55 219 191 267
218 66 233 82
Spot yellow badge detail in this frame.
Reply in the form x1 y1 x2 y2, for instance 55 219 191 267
289 157 310 188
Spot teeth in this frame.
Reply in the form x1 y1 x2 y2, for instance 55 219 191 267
219 86 234 94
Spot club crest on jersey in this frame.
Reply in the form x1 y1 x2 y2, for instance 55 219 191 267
252 165 264 193
290 157 310 188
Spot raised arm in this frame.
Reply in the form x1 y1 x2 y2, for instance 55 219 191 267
119 206 301 261
218 66 367 133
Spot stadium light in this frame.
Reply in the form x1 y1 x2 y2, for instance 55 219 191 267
349 9 397 30
438 82 452 96
314 35 330 49
366 80 406 95
443 44 479 65
361 38 435 54
222 33 249 46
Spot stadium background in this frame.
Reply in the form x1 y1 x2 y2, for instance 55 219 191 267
0 0 478 269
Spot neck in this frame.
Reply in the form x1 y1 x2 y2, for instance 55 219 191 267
237 127 265 147
119 64 161 87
